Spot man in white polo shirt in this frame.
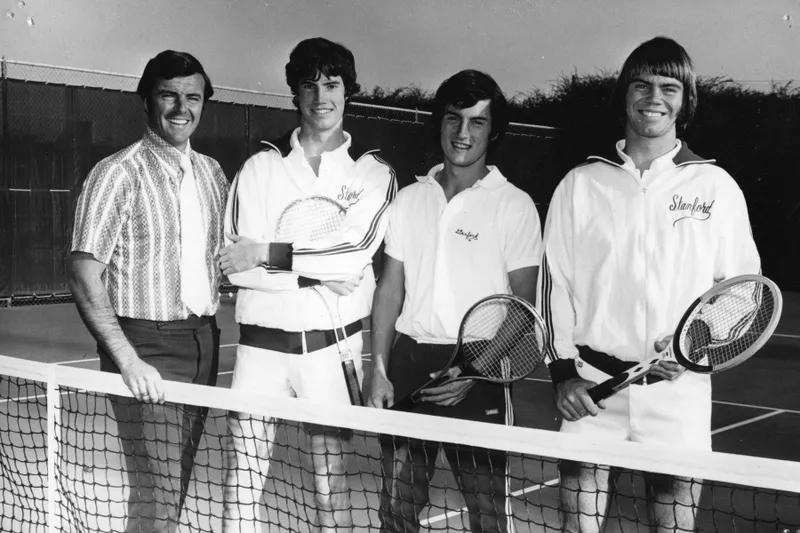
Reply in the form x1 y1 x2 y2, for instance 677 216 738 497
367 70 541 533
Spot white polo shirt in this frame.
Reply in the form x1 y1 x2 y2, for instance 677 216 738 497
386 164 542 344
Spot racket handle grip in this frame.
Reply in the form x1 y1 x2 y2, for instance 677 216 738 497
342 360 364 406
587 384 612 404
587 373 629 404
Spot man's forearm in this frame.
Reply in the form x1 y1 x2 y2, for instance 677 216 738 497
67 258 138 370
370 286 404 378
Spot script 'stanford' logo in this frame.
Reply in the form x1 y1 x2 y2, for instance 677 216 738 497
455 229 479 242
338 186 364 206
669 195 714 226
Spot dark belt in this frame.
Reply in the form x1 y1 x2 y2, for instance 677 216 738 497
117 314 213 330
239 321 362 354
577 345 664 386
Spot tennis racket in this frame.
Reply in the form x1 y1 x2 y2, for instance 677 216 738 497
587 274 783 404
402 294 548 404
274 195 364 406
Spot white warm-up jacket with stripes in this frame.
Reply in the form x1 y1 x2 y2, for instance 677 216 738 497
224 129 397 331
539 142 761 385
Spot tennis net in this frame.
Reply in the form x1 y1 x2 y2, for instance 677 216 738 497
1 353 799 533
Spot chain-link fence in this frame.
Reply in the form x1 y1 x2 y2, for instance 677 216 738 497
0 59 560 304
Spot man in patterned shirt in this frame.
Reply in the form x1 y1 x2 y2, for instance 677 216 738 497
68 50 229 533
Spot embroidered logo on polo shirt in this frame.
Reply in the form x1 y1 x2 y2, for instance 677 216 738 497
455 229 479 242
669 194 715 227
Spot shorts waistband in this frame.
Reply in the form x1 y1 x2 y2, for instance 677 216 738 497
398 333 455 348
239 320 362 355
117 314 213 330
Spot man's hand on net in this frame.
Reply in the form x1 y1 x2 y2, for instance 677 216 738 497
219 233 267 276
366 371 394 409
322 270 365 296
650 335 686 381
119 357 165 404
555 377 605 421
418 367 474 407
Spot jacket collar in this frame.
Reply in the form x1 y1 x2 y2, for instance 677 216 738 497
260 127 378 163
584 140 714 169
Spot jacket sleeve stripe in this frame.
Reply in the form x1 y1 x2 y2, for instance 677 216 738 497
541 253 561 363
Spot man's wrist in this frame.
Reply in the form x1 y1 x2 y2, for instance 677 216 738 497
114 345 142 371
260 243 270 266
370 359 389 378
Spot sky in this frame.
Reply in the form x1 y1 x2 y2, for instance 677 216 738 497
0 0 798 98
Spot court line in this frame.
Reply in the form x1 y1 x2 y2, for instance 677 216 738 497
714 400 800 416
421 478 560 527
711 410 786 435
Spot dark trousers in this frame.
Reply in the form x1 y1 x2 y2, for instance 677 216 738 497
99 315 220 533
379 334 510 533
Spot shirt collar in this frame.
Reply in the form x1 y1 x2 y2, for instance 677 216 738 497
615 139 682 172
143 127 192 173
288 127 354 163
417 164 507 190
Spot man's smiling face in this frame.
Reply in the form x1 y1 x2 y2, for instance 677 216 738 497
146 74 205 151
624 72 684 140
439 99 493 169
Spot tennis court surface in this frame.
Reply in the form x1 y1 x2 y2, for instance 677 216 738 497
1 294 799 532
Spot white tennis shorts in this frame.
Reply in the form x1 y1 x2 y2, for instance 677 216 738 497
230 331 364 405
560 371 712 451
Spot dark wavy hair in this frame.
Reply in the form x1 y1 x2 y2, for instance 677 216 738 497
136 50 214 105
285 38 361 106
610 36 697 129
431 69 509 152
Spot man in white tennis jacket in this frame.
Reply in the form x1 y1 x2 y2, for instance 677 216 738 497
539 37 760 532
217 37 397 533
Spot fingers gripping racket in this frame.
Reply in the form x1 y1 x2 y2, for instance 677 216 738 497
588 274 783 404
274 196 364 406
406 294 548 404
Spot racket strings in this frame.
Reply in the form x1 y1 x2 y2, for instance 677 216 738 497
681 281 778 369
275 197 346 242
460 300 547 380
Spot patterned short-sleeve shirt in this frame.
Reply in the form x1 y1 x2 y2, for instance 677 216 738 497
72 127 229 320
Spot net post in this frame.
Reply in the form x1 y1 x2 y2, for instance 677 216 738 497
46 364 60 533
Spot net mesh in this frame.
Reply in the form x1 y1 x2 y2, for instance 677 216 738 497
1 354 799 533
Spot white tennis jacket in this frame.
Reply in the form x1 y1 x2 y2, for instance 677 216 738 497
224 128 397 331
539 141 761 384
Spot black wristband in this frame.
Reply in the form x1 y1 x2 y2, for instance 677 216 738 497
547 359 580 388
268 243 293 270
